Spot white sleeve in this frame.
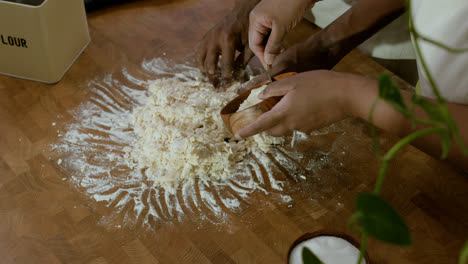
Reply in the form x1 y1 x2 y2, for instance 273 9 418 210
412 0 468 104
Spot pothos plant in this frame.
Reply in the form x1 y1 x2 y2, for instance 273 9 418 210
302 1 468 263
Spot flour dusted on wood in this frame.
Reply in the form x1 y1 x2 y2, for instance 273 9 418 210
51 58 297 228
127 77 283 184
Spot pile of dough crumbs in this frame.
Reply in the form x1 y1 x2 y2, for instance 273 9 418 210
125 77 284 184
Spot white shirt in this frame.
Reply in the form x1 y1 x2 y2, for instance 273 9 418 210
306 0 468 104
412 0 468 104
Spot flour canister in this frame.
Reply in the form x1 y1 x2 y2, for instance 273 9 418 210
0 0 90 83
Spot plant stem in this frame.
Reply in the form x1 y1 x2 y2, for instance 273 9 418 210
407 0 444 103
374 127 444 194
407 0 468 154
368 99 382 158
348 212 364 233
412 117 439 127
411 39 443 103
416 33 468 54
357 234 368 264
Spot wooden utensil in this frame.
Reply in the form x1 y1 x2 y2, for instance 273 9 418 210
220 72 296 135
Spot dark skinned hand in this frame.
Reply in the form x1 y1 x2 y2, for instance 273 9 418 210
195 0 260 86
240 32 340 93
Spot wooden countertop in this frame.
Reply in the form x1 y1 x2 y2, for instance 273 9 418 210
1 1 467 263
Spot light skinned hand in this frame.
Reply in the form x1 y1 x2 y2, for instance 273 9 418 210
248 0 315 68
235 70 365 138
239 34 339 94
237 70 468 171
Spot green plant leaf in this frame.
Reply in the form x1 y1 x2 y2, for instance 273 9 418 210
460 240 468 264
368 99 382 159
438 130 451 159
411 95 445 122
411 95 455 159
378 73 408 116
302 247 324 264
454 131 468 156
441 107 468 155
355 193 411 245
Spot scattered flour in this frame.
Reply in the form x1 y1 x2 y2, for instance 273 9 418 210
51 58 303 229
127 79 283 184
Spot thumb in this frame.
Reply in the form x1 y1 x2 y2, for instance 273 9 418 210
264 25 285 65
258 79 292 99
239 75 267 94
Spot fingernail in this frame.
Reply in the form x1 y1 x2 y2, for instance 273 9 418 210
234 133 242 140
265 54 275 65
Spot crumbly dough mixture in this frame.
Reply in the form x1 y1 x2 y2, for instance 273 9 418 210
127 78 283 184
238 84 268 111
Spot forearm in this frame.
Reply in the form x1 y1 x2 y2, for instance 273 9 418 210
347 76 468 171
227 0 261 24
310 0 405 62
234 0 261 11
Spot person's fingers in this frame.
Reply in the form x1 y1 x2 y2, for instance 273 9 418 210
204 44 220 76
221 40 235 80
264 25 285 65
248 36 266 68
238 74 266 94
242 46 255 66
235 105 285 139
195 42 207 73
258 79 293 99
266 124 290 137
234 46 255 70
248 15 270 68
233 47 255 83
